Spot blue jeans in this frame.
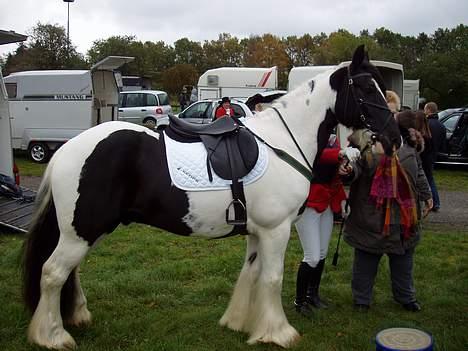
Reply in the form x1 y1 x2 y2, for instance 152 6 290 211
425 164 440 208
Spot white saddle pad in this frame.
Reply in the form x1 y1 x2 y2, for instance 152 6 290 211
164 133 268 191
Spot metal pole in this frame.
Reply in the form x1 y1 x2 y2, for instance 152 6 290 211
67 2 70 56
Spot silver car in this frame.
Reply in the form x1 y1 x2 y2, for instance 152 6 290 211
118 90 172 129
177 98 253 124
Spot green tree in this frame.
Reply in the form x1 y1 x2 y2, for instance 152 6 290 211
173 38 205 73
3 22 86 74
202 33 244 70
160 64 198 96
243 34 290 88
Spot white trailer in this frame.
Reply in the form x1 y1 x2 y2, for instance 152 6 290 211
288 61 404 147
197 66 278 100
0 29 27 178
403 79 420 111
4 56 134 162
289 61 404 98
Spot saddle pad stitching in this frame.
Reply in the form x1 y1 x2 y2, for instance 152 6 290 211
164 134 268 191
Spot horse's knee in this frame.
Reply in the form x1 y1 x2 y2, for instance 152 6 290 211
41 263 69 289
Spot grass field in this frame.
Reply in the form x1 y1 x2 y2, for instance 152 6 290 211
0 224 466 351
4 150 467 350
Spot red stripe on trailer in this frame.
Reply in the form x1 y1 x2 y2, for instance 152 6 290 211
258 70 272 87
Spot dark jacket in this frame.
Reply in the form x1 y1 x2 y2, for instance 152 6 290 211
427 113 447 161
344 144 432 255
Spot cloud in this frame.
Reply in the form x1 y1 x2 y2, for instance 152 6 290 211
1 0 467 57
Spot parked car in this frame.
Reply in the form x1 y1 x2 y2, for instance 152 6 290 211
437 108 459 120
176 98 253 124
118 90 172 129
436 107 468 165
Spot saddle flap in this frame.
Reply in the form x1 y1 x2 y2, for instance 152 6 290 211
201 128 259 180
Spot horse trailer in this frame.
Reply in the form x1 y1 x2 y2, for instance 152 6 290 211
3 56 134 162
402 79 420 111
197 66 278 100
0 29 27 178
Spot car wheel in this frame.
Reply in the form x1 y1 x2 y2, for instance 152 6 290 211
28 142 50 163
143 118 157 130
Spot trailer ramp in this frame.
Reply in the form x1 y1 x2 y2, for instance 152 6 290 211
0 187 36 232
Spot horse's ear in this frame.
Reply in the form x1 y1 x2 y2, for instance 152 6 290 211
350 45 367 71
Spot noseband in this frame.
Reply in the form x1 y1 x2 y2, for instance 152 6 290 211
344 66 393 143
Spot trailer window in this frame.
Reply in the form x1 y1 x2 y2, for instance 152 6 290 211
157 93 170 106
124 93 144 107
146 93 158 106
5 83 17 98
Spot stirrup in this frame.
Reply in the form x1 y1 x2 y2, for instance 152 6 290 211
225 199 247 225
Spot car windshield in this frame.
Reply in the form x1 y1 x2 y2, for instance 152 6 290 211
157 93 170 106
438 109 456 119
442 113 462 132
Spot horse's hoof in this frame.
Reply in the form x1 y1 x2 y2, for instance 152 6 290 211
65 307 92 327
247 324 300 348
28 326 77 350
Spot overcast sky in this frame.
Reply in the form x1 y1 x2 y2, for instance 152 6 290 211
1 0 467 57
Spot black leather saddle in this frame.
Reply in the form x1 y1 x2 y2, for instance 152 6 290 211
166 115 260 234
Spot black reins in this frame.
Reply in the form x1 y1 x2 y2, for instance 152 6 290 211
345 66 393 139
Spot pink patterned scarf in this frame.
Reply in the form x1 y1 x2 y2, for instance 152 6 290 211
369 155 418 239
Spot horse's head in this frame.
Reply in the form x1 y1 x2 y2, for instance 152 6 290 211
330 45 401 155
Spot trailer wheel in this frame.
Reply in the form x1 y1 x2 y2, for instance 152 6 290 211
28 142 50 163
143 117 157 130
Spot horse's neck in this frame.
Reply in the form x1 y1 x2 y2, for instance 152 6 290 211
245 75 336 167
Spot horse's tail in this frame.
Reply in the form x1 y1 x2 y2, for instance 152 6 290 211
22 158 76 318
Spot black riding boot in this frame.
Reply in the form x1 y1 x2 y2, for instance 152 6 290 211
306 259 328 309
294 261 314 318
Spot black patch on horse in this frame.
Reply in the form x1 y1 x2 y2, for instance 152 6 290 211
73 130 192 245
309 80 315 93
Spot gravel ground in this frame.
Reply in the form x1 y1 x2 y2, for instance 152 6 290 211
19 176 468 230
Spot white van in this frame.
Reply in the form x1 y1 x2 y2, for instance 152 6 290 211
197 66 278 100
4 56 134 162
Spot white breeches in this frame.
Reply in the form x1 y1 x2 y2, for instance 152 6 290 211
295 207 334 268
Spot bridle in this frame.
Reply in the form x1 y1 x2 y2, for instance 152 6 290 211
344 65 394 142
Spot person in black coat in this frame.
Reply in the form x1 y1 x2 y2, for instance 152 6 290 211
421 102 446 211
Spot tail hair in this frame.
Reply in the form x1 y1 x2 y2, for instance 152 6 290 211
22 162 76 318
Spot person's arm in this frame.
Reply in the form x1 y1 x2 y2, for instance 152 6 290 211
215 107 224 118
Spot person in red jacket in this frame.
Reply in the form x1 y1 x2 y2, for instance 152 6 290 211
214 97 235 119
294 135 360 317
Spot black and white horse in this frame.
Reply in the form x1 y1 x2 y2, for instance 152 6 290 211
22 46 400 349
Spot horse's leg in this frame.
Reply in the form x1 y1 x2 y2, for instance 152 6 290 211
28 233 89 350
220 234 259 331
64 265 92 327
246 223 299 348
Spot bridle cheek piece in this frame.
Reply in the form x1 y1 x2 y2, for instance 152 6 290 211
345 66 393 145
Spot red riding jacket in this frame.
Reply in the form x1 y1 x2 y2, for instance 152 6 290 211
306 140 346 213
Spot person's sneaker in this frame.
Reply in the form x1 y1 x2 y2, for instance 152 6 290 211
403 301 421 312
431 207 440 212
353 303 370 312
294 301 314 319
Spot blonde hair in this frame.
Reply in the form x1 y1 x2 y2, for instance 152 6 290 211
386 90 401 113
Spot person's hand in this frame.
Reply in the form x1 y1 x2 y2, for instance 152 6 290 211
423 198 433 218
338 162 353 176
340 147 361 162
